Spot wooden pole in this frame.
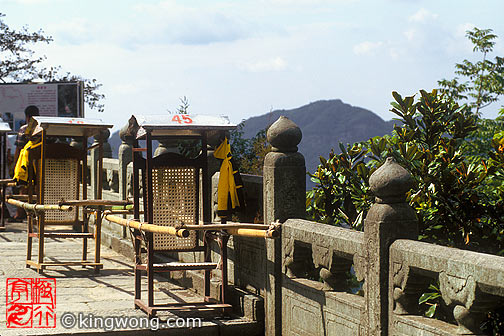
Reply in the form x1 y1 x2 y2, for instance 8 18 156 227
180 223 271 230
226 228 279 238
7 198 73 213
104 213 189 238
59 200 132 207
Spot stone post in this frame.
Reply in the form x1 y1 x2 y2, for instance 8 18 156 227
263 116 306 336
207 130 227 222
118 124 133 201
90 129 111 199
362 157 417 335
90 136 99 200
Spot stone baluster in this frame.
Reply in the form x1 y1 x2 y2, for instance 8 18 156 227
360 157 418 336
207 130 227 222
90 129 112 199
263 116 306 336
100 129 112 159
154 139 179 156
90 136 99 200
118 124 134 201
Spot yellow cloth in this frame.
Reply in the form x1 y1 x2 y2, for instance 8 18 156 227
13 140 40 183
214 137 241 213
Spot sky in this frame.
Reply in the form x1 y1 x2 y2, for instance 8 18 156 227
1 0 503 131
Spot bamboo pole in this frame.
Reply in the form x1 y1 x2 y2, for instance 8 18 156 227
104 213 189 238
226 228 279 238
7 199 73 213
9 194 35 201
0 179 14 185
181 223 271 230
104 209 138 215
59 200 132 207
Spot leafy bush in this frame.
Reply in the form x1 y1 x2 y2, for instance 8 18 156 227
307 89 504 255
230 123 270 176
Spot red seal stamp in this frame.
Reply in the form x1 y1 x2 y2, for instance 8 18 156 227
6 278 56 328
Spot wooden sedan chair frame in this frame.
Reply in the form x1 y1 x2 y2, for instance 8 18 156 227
127 114 236 317
22 117 113 273
0 122 12 231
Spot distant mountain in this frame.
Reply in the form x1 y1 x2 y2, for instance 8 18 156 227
239 99 396 189
107 99 396 189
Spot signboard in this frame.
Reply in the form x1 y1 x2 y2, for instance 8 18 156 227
0 82 83 132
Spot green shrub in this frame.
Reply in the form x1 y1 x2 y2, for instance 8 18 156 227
307 89 504 255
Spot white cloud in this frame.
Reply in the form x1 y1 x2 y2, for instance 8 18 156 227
266 0 354 4
403 29 416 41
353 41 383 56
456 23 476 37
129 1 251 46
47 17 97 44
409 8 438 23
4 0 59 4
241 57 288 72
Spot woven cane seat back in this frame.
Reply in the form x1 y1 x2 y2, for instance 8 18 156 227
151 166 198 250
42 158 79 223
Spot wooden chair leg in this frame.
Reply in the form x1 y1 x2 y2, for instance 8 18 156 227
94 211 102 271
220 234 229 304
82 214 88 265
26 216 33 266
37 215 45 268
134 232 142 304
147 233 154 309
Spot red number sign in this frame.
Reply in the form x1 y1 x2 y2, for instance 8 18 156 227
171 115 193 124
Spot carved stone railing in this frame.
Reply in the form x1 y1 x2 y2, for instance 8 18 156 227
102 158 119 193
79 116 504 336
281 218 366 334
390 239 504 335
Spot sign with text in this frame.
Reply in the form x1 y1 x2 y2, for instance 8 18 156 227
0 82 83 131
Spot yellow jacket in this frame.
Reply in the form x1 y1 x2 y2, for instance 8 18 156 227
214 137 243 215
13 140 40 183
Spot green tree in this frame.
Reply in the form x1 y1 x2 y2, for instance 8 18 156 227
438 27 504 115
167 96 190 114
0 13 105 112
230 123 271 176
308 90 504 254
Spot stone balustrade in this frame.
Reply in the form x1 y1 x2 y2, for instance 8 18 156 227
390 239 504 335
82 116 504 336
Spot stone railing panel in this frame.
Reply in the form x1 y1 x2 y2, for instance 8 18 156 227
102 158 119 193
282 219 366 335
390 239 504 335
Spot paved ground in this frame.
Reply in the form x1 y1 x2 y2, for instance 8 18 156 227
0 221 261 336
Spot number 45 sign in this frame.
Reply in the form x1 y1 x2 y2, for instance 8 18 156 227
171 115 192 124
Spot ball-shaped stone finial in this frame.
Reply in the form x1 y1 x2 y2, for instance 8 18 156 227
119 123 131 142
369 157 414 203
267 116 302 152
94 128 110 142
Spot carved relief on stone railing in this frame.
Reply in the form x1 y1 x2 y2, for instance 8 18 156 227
106 167 119 193
353 253 366 283
390 240 504 335
283 220 365 293
283 238 314 278
391 262 430 316
438 272 498 335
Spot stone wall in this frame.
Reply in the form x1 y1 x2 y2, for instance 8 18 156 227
86 117 504 336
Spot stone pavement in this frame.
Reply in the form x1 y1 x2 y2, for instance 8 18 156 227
0 221 262 336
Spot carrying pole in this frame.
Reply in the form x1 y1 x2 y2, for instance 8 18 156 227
104 213 189 238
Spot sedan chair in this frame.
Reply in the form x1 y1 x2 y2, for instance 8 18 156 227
104 114 279 317
8 117 115 273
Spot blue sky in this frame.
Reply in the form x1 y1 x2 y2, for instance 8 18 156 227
1 0 503 130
